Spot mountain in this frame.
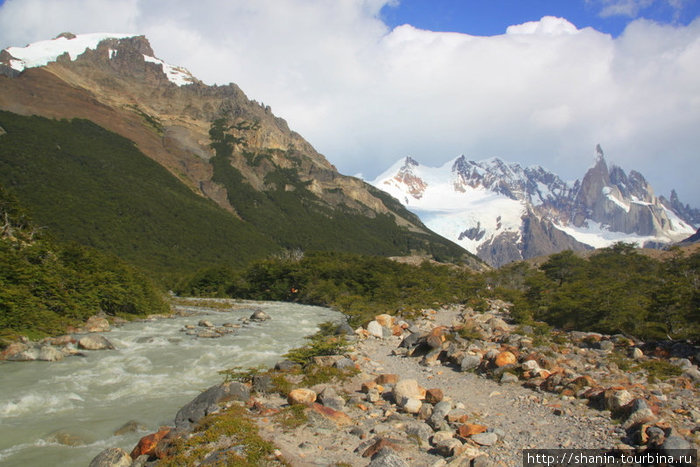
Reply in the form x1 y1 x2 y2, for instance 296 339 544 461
0 33 480 274
372 146 697 266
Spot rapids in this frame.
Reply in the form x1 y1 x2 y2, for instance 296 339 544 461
0 300 343 466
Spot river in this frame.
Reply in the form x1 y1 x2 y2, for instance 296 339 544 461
0 300 343 466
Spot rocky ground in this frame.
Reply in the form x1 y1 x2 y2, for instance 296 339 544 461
91 301 700 466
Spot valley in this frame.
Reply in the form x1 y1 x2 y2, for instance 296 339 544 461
0 32 698 467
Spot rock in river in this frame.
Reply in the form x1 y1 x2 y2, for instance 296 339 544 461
250 310 271 321
78 335 115 350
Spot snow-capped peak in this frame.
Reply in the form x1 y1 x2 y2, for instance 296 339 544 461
371 151 696 266
3 32 196 87
4 33 132 72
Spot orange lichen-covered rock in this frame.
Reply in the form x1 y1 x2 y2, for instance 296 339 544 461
494 351 516 368
309 403 352 426
130 427 170 459
457 424 487 438
287 388 316 406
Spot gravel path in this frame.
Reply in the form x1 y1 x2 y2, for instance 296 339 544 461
261 308 626 467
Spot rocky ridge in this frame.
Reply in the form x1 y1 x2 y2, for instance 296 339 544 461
372 146 697 266
93 302 699 466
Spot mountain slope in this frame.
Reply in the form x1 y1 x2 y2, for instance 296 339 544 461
0 111 277 275
372 148 696 266
0 33 480 272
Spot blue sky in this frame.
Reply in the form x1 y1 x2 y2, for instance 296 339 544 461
381 0 700 37
0 0 699 204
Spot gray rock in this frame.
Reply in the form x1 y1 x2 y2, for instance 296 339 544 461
434 437 464 457
472 455 495 467
661 435 693 456
114 420 147 436
404 421 432 444
460 355 482 372
88 447 132 467
174 381 250 430
335 322 355 335
400 332 421 349
500 372 518 384
198 319 215 328
428 401 453 429
334 357 356 369
318 387 346 411
683 367 700 382
471 432 498 446
37 345 64 362
599 340 615 351
252 374 273 394
367 447 408 467
275 360 300 371
7 348 39 361
250 310 271 321
78 335 114 351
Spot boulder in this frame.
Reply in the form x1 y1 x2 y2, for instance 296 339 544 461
402 398 422 414
89 447 132 467
85 316 110 332
309 403 352 426
334 357 356 369
460 355 482 372
114 420 147 436
130 427 170 459
393 379 425 405
7 348 39 361
287 388 316 406
275 360 301 371
604 389 633 414
425 388 444 404
375 314 394 327
1 342 29 360
661 435 694 457
367 447 408 467
500 372 519 384
471 432 498 446
434 437 464 457
367 320 384 338
78 335 114 351
318 387 345 411
250 310 271 321
174 382 250 430
404 421 433 444
457 424 487 438
376 374 399 385
37 345 64 362
494 351 516 367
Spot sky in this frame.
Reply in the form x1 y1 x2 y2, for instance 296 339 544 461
0 0 699 206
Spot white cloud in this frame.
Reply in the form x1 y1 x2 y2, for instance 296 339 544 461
0 0 699 205
591 0 688 19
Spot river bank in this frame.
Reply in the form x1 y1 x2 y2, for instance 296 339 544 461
102 300 700 466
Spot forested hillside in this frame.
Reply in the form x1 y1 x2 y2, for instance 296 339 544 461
0 184 167 340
